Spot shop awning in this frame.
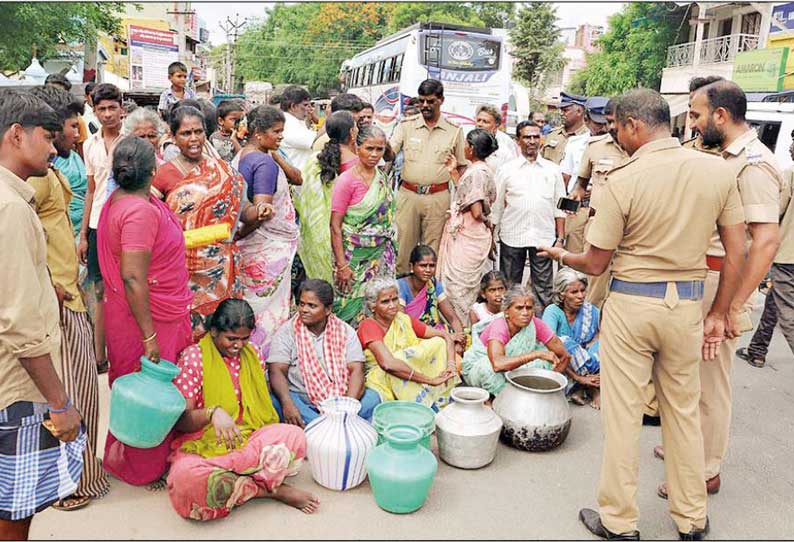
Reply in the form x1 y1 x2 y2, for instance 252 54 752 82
662 94 690 118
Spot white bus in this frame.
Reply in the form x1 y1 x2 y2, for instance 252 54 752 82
341 22 512 136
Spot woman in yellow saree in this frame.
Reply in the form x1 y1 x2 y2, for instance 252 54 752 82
356 278 459 412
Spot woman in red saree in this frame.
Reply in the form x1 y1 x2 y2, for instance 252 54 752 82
151 106 266 326
97 137 193 486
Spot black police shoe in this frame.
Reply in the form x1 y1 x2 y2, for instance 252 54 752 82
579 508 640 540
679 518 710 540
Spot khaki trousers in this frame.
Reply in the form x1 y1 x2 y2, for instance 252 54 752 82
565 206 590 253
700 270 736 480
598 290 707 534
395 186 451 275
583 219 657 416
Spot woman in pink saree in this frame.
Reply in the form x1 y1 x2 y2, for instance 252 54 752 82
97 137 193 486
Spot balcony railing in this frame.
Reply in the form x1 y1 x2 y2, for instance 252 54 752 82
666 33 760 68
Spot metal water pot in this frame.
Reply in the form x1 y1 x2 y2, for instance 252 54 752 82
493 366 571 451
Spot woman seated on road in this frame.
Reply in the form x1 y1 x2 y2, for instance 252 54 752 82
542 268 601 408
167 299 319 521
462 285 570 396
268 279 381 426
397 244 466 354
357 277 460 412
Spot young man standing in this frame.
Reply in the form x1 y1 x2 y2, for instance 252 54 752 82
29 85 110 510
0 89 85 540
78 83 123 374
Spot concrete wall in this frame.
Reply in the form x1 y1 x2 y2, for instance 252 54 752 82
660 63 735 94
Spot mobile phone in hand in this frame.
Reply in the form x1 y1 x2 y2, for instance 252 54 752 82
557 197 581 213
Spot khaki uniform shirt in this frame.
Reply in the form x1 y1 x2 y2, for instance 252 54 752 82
29 167 86 313
682 136 720 155
586 138 745 283
775 166 794 264
706 128 783 257
540 124 589 165
389 114 468 186
0 165 63 411
577 133 628 211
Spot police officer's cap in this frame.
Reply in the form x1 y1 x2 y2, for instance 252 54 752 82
585 96 609 124
559 91 587 108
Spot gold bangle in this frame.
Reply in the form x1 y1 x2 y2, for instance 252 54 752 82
206 406 217 422
142 332 157 343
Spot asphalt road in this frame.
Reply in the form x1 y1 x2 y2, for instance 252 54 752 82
31 294 794 540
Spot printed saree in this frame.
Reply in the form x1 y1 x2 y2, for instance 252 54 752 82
561 302 600 376
295 154 358 284
236 155 298 356
165 155 245 317
363 313 459 412
333 169 397 326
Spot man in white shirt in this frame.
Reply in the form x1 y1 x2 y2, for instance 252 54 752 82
278 85 317 172
475 104 520 180
493 121 566 309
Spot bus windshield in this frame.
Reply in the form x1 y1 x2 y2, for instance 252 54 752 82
421 33 501 72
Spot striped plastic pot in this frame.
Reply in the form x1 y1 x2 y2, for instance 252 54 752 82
304 396 378 491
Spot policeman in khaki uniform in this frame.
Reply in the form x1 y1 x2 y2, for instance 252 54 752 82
390 79 468 274
541 91 590 165
572 99 628 307
567 98 628 287
540 89 746 540
653 79 783 499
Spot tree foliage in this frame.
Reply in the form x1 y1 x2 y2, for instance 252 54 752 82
234 2 516 96
568 2 688 96
0 2 125 74
509 3 566 95
237 3 393 96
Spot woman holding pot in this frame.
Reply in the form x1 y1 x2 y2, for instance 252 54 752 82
462 285 570 396
168 299 319 520
542 268 601 408
97 137 193 486
357 277 459 412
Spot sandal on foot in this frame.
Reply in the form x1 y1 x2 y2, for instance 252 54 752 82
736 347 765 368
52 495 91 511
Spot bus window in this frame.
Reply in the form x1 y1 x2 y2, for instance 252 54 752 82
424 35 441 66
380 60 387 83
375 60 385 84
393 53 404 82
383 57 394 83
750 120 781 152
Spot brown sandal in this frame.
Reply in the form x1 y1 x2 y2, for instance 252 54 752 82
52 495 91 511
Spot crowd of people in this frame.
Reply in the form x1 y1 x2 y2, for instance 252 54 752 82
1 57 793 541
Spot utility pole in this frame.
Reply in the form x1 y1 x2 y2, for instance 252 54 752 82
219 14 246 93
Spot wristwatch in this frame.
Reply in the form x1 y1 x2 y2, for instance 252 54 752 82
554 237 566 248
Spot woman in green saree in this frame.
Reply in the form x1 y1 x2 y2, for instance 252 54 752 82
330 125 396 326
294 111 359 284
462 285 570 396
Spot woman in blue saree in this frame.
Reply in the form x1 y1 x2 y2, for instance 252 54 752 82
542 268 601 408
